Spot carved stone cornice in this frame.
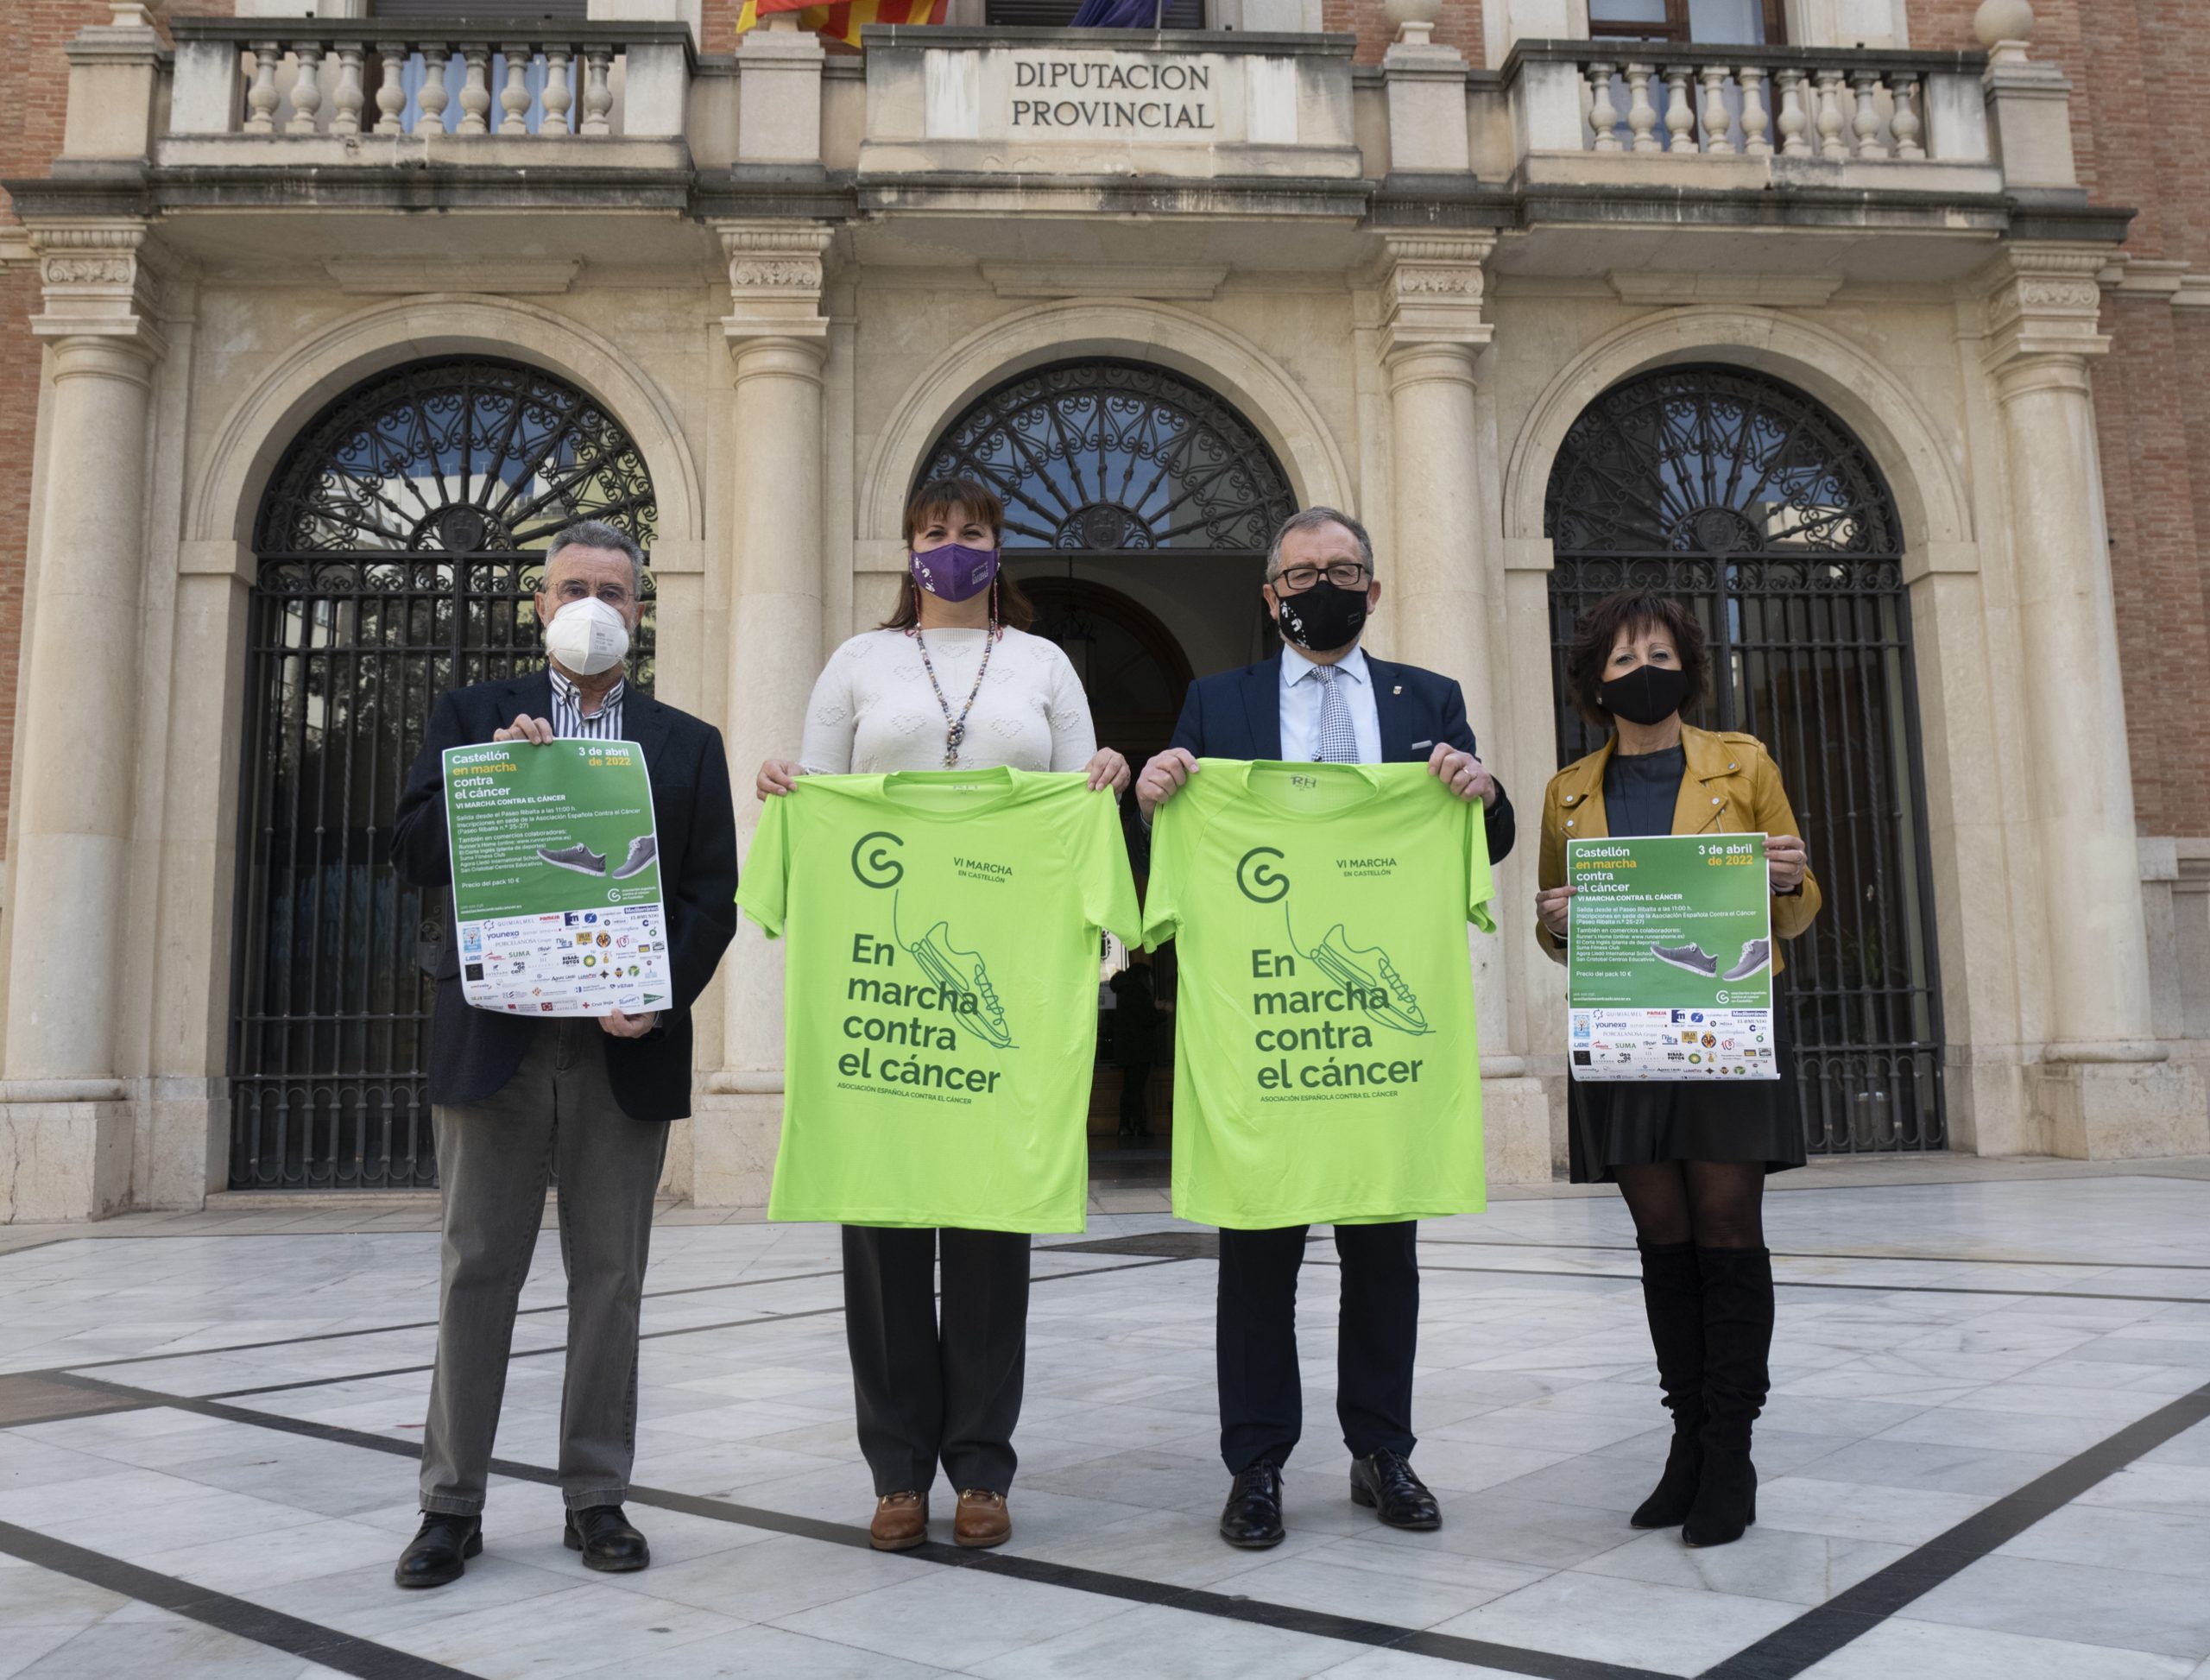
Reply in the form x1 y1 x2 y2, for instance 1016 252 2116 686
717 221 832 349
27 222 167 360
1979 243 2107 385
1376 231 1494 376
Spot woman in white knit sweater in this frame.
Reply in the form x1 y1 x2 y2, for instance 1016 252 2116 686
755 477 1127 1554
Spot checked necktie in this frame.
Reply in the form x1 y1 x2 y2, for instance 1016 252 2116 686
1309 662 1359 764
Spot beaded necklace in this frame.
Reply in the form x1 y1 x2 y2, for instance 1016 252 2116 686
908 593 997 768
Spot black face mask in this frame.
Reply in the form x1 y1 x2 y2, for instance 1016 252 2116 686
1274 579 1368 653
1598 663 1689 727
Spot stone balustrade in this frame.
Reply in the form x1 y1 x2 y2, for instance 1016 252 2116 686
1501 40 1992 167
167 18 693 142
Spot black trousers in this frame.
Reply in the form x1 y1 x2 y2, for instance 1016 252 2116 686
842 1225 1031 1497
1217 1221 1419 1475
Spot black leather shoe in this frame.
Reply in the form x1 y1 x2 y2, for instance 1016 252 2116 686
394 1513 482 1588
564 1504 651 1572
1219 1462 1285 1549
1349 1449 1442 1531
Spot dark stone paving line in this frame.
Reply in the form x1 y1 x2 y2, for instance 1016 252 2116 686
0 1518 476 1680
1696 1376 2210 1680
31 1372 1676 1680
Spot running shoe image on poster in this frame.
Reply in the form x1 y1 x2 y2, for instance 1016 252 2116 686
1722 938 1771 982
538 843 608 876
1651 943 1720 977
610 837 658 881
1300 913 1432 1036
895 894 1015 1049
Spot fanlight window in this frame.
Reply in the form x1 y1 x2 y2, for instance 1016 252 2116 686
920 358 1296 555
1545 365 1898 560
256 355 656 554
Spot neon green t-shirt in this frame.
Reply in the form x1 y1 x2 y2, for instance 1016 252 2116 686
737 767 1140 1233
1141 760 1496 1229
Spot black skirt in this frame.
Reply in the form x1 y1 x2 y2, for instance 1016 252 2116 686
1568 1009 1806 1184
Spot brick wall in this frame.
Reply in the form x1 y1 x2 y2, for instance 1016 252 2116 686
1910 1 2210 837
1330 0 1483 64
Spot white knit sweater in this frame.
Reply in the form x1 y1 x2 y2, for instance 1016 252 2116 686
797 626 1098 775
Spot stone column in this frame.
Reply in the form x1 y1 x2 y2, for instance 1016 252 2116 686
1980 244 2208 1156
0 225 167 1219
1375 233 1546 1182
693 221 833 1208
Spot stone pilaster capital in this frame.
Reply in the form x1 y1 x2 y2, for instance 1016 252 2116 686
717 221 833 349
64 4 170 68
1977 243 2108 383
27 223 167 364
1376 232 1494 377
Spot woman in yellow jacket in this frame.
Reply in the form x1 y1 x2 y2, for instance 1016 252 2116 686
1535 590 1822 1551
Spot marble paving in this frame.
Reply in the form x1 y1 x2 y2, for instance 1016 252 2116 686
0 1162 2206 1679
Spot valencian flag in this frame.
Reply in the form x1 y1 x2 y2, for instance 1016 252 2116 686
736 0 945 49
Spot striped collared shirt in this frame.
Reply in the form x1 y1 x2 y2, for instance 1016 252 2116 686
549 666 626 741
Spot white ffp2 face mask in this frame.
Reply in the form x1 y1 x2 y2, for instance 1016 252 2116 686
543 597 630 677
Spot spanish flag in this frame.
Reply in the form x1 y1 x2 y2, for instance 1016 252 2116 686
736 0 945 49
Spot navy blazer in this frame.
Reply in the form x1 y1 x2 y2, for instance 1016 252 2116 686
1160 651 1516 865
389 671 739 1123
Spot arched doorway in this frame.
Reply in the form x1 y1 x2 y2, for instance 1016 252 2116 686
229 356 658 1190
1023 578 1196 763
1544 363 1945 1153
918 357 1296 1154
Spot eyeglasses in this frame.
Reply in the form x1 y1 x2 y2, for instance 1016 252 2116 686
1272 562 1372 592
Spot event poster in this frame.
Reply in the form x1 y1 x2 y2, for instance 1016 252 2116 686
441 740 672 1017
1566 832 1777 1082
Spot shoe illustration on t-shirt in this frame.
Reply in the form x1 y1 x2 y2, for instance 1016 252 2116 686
538 843 608 877
896 894 1015 1049
1301 913 1432 1037
1651 942 1720 977
1722 938 1771 982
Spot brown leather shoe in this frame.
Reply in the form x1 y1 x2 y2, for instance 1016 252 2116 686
953 1488 1010 1549
869 1491 928 1551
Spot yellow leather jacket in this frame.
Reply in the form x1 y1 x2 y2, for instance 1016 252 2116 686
1536 723 1822 973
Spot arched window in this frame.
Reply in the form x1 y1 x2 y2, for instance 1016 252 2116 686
230 357 657 1191
920 357 1296 556
1545 364 1944 1154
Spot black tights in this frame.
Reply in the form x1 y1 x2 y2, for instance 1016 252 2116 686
1615 1160 1767 1249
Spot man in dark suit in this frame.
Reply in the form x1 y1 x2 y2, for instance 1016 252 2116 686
1135 505 1515 1551
387 520 737 1588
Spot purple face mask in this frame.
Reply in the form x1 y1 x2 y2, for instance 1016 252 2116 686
909 541 1001 603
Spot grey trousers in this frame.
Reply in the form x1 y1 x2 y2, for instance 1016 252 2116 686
419 1022 668 1516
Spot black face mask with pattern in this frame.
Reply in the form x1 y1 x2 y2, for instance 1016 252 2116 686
1274 580 1368 653
1598 663 1689 727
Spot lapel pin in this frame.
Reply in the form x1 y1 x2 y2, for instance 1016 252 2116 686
1392 685 1402 695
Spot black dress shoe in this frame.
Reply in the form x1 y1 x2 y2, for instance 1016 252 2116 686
1349 1449 1442 1531
565 1504 651 1572
1219 1462 1285 1549
394 1513 482 1588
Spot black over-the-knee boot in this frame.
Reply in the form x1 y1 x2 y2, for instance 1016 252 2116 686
1683 1245 1773 1548
1631 1241 1704 1528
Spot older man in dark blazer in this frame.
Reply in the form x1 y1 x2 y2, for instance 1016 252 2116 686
388 520 737 1588
1136 505 1514 1551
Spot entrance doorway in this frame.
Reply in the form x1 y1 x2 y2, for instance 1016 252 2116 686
1544 363 1945 1153
229 355 657 1190
917 357 1297 1158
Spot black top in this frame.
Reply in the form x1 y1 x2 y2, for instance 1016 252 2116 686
1603 744 1686 839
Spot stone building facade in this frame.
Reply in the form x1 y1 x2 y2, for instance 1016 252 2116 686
0 0 2205 1218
